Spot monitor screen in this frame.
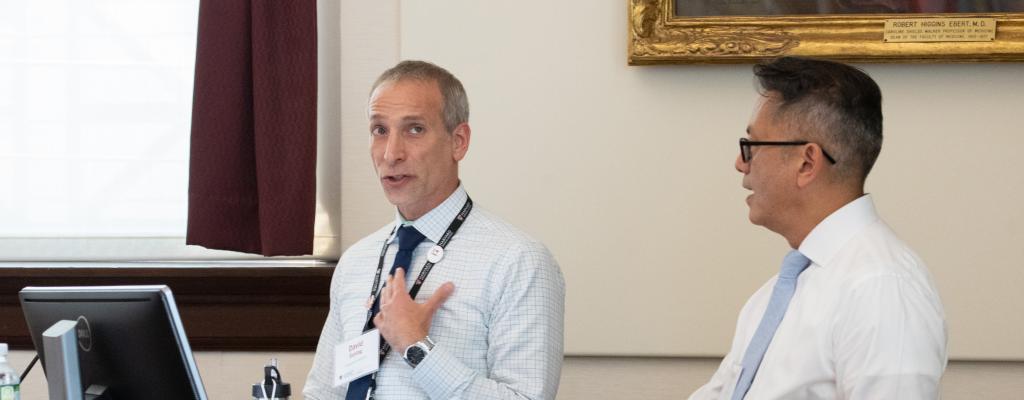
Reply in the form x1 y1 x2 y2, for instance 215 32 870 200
19 285 208 400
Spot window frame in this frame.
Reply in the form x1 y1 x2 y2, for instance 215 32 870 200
0 261 334 351
0 0 342 351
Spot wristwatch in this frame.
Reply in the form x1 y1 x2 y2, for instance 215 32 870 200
402 336 436 368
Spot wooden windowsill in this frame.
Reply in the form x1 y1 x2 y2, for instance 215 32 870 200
0 262 334 351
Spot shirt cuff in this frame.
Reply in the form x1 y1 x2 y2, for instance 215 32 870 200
410 344 475 399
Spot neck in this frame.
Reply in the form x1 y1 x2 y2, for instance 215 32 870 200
398 179 460 221
780 187 864 249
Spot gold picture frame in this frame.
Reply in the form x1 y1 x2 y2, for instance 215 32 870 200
628 0 1024 64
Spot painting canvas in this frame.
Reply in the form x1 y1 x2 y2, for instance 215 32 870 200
628 0 1024 64
675 0 1024 16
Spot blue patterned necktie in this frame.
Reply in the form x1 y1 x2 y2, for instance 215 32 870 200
731 250 811 400
346 225 426 400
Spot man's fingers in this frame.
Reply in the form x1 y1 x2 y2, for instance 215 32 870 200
425 282 455 313
373 312 383 326
379 283 391 306
392 268 408 292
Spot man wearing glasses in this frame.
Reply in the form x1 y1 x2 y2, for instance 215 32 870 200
690 57 947 400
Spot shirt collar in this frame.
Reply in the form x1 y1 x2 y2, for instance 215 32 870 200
798 194 880 268
387 184 468 245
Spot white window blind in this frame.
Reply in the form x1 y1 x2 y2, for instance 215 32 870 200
0 0 339 261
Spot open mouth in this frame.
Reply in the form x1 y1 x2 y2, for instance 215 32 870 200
383 174 411 183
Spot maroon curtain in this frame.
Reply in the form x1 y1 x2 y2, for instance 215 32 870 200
186 0 317 256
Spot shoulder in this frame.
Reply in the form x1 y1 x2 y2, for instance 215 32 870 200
461 206 556 263
831 220 943 311
460 207 565 314
451 206 563 294
834 220 930 282
336 223 394 273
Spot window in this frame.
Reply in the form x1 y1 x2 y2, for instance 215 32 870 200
0 1 338 350
0 0 339 261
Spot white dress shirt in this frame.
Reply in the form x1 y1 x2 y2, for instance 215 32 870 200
305 185 565 399
691 195 947 400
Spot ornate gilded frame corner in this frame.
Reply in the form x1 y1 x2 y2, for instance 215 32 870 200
629 0 1024 64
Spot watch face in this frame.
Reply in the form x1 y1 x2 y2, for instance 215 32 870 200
406 345 427 366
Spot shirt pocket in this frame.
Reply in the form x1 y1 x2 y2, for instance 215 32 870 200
338 283 374 335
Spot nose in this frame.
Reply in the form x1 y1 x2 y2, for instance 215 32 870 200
383 132 406 164
735 153 749 174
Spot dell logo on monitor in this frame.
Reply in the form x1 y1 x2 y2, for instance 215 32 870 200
76 316 93 352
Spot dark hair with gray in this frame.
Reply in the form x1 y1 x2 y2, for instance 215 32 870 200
371 60 469 133
753 56 883 183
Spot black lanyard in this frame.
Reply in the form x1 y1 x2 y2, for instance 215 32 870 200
362 197 472 399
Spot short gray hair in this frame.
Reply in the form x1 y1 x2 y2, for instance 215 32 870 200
371 60 469 133
754 57 883 183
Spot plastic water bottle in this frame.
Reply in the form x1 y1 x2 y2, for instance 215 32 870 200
0 343 20 400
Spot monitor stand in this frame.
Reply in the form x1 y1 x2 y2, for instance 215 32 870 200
84 385 110 400
41 320 111 400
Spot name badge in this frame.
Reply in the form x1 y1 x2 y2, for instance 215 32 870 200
333 329 381 387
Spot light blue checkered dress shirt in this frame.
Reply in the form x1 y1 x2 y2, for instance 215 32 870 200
305 186 565 399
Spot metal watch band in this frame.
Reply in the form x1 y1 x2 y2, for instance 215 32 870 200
403 336 436 368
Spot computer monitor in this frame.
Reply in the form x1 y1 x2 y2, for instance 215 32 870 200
19 285 208 400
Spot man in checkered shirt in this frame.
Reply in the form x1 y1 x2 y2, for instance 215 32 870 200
305 60 565 400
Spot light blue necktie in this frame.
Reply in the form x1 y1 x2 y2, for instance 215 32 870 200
732 250 811 400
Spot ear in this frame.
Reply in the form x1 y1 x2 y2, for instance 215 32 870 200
451 122 471 162
796 144 826 188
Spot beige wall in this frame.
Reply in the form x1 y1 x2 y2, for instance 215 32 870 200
385 0 1023 359
9 1 1024 399
77 0 1024 394
338 0 400 242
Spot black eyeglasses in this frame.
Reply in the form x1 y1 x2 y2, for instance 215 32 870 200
739 138 837 164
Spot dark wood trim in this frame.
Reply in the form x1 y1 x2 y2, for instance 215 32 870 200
0 266 334 351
